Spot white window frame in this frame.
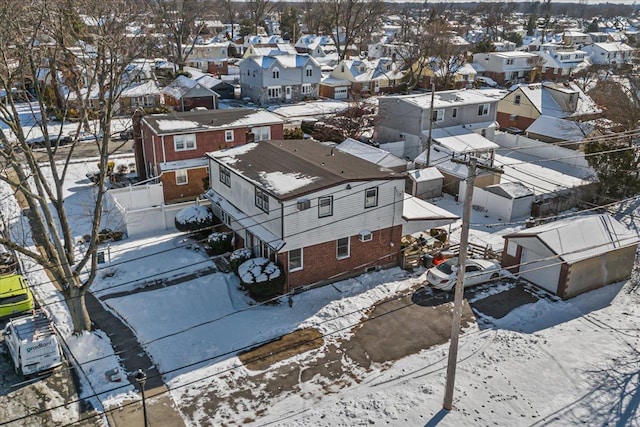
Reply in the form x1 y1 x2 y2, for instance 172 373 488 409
175 169 188 185
337 237 350 259
288 248 303 271
219 165 231 187
302 84 312 94
305 66 313 77
174 134 196 151
251 126 271 141
477 104 490 116
364 187 378 208
318 196 333 218
272 67 280 79
267 86 282 99
452 107 458 118
432 109 444 122
225 130 234 142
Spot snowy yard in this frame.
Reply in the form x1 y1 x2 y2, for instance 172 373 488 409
2 155 640 426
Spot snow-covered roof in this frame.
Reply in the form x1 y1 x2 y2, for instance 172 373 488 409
161 75 218 99
336 138 407 170
267 100 350 119
401 89 507 110
142 109 283 135
483 182 534 200
159 158 209 172
401 193 459 232
511 82 601 119
504 214 639 263
430 126 499 153
526 116 594 142
120 80 161 98
407 167 444 182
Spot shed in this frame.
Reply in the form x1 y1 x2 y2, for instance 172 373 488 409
502 214 639 299
460 181 533 221
405 168 444 199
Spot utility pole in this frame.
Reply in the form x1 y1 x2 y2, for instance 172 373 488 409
443 157 476 411
425 82 436 167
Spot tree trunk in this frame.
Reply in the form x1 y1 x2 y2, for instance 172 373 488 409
67 285 91 333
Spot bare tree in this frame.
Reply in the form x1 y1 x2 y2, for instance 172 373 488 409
150 0 208 71
216 0 239 39
244 0 275 35
316 0 387 61
476 2 517 42
0 0 152 332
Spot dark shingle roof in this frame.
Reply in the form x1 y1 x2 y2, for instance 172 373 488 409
208 139 405 200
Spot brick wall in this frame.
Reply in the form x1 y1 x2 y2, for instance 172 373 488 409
278 225 402 291
161 167 209 203
496 111 535 130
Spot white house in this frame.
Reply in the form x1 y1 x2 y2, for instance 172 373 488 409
582 42 635 66
204 139 458 290
471 51 538 85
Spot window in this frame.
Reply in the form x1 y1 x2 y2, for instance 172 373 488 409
219 165 231 187
336 237 350 259
175 169 188 185
225 130 234 142
174 134 196 151
252 126 271 141
289 248 303 271
272 68 280 79
252 70 256 77
477 104 489 116
560 54 570 60
514 95 521 105
452 107 458 118
255 188 269 213
432 109 444 122
576 54 584 60
267 86 282 99
364 187 378 208
569 94 575 102
506 59 514 65
305 66 313 77
318 196 333 217
302 84 312 94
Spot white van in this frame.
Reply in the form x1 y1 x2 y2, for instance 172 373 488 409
3 310 63 376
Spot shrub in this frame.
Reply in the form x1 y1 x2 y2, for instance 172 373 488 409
283 127 304 139
174 205 216 233
206 232 233 255
238 257 285 298
229 248 253 273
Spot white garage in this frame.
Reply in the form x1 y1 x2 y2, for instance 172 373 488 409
502 214 639 299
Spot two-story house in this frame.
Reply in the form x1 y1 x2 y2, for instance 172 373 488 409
238 54 321 105
320 58 405 100
135 109 284 203
532 45 589 80
496 81 602 131
204 139 455 290
376 89 507 195
186 41 231 73
582 42 635 66
471 51 538 85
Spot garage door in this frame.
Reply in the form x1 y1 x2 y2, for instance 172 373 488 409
520 248 561 294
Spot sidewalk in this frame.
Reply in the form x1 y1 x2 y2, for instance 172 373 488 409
85 292 186 427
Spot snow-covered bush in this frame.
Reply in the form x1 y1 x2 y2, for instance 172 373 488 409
206 232 233 255
174 205 216 233
229 248 253 273
238 257 285 298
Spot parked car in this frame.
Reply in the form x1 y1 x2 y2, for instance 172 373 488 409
0 274 34 318
426 257 501 291
476 76 498 88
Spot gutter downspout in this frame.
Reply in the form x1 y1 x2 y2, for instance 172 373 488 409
161 135 166 164
280 199 287 292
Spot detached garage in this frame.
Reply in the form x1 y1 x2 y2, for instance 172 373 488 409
502 214 639 299
459 181 534 221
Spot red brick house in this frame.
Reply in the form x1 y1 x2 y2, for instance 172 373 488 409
135 109 284 203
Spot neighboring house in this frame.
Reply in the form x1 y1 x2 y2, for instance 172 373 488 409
582 42 635 66
295 34 336 55
134 109 284 203
320 58 405 100
204 139 457 291
192 74 236 99
243 43 298 58
410 58 477 89
118 80 163 114
502 214 639 299
532 45 590 80
238 54 321 105
562 30 593 47
162 75 220 111
496 81 602 131
335 138 409 172
186 41 231 73
376 89 507 196
471 51 538 85
405 167 444 199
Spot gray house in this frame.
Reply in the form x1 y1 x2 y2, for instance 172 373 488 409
238 53 321 105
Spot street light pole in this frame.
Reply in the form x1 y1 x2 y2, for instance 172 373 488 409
135 368 149 427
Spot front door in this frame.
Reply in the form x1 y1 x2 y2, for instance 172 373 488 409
285 86 292 100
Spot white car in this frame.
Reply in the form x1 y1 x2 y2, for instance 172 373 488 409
426 257 501 291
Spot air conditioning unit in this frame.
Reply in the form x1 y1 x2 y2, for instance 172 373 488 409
297 199 310 211
359 230 373 242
